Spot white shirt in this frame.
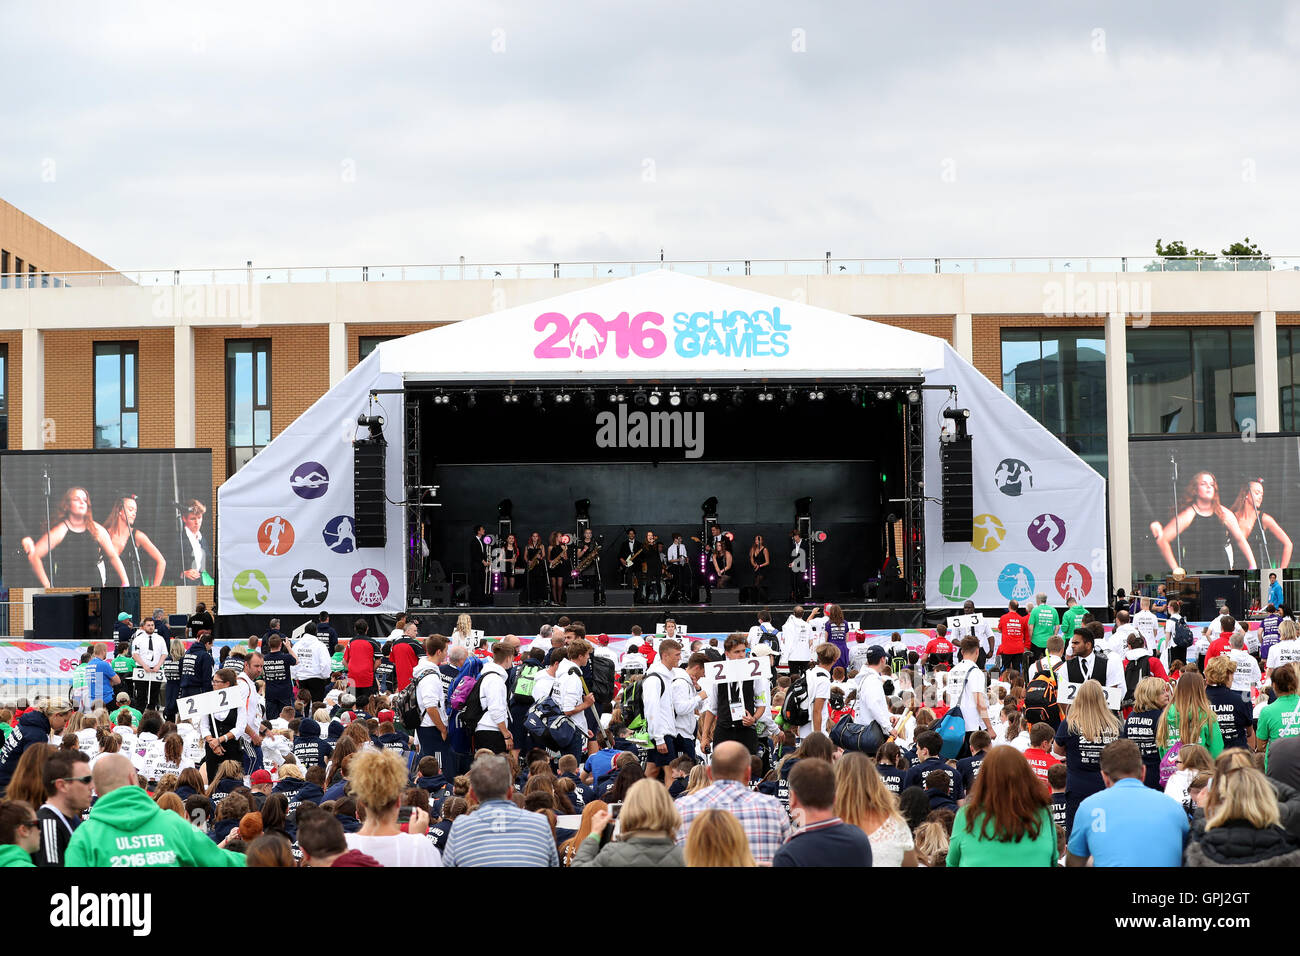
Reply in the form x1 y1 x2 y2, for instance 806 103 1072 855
131 630 168 669
642 662 676 745
1072 651 1125 693
704 674 771 719
474 662 510 732
1108 624 1138 658
952 617 995 656
345 832 442 868
531 670 559 703
798 666 833 737
413 661 446 728
558 662 587 714
853 668 894 733
847 642 874 674
620 651 647 673
1132 611 1159 649
237 672 263 740
783 616 811 663
1267 640 1300 671
184 527 205 572
1227 648 1262 693
593 645 619 666
748 622 782 651
668 542 688 564
947 659 986 730
292 634 333 681
670 667 701 738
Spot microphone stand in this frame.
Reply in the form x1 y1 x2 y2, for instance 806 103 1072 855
1170 455 1181 570
41 466 53 586
126 514 145 586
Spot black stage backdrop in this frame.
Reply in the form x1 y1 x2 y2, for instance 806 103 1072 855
1130 434 1300 578
417 389 902 602
0 450 213 589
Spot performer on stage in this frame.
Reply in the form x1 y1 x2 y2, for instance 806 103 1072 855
789 529 810 602
574 527 600 593
102 493 167 587
614 527 638 588
524 532 548 605
22 486 129 587
748 534 770 602
709 540 734 593
708 522 731 555
1151 471 1255 573
469 525 490 604
548 531 568 606
636 531 663 604
667 532 691 602
503 533 521 590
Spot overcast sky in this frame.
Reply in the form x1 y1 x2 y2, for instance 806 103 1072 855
3 1 1299 270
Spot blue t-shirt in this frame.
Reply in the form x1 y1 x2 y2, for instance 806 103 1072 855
89 656 117 704
772 818 873 867
1067 778 1189 866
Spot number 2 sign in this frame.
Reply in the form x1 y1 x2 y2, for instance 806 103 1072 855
707 657 771 684
178 685 248 723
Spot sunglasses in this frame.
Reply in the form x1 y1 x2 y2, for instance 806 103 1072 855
61 775 93 785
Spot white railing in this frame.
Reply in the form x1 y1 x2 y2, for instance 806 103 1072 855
1 255 1296 288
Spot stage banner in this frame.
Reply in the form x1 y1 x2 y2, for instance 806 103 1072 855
1129 434 1300 580
0 641 82 699
217 357 406 614
923 343 1109 609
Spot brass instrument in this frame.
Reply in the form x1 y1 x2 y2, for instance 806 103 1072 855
548 549 567 570
576 543 602 573
526 548 542 571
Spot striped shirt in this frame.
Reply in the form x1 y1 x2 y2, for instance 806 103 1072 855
35 804 78 867
674 779 791 865
442 799 558 867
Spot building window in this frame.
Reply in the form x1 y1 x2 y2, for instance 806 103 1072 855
1279 328 1300 432
226 339 271 476
0 344 8 449
359 335 396 361
1001 329 1108 477
1127 327 1255 435
93 342 139 449
1 251 8 290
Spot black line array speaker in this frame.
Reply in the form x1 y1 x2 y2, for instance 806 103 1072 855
492 591 522 607
941 436 974 542
34 593 88 640
710 588 740 606
605 590 636 607
353 439 387 549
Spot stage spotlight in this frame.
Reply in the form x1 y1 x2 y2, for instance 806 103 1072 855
706 390 719 402
575 498 591 518
669 390 681 407
795 496 813 517
583 389 596 409
608 392 620 404
633 389 648 407
465 390 477 408
724 531 734 541
614 392 626 403
482 534 493 546
875 389 893 401
555 391 569 404
498 498 513 519
784 388 796 406
815 530 829 543
649 389 662 407
907 389 921 403
504 391 519 405
732 388 745 406
560 533 572 545
532 391 544 408
701 496 718 515
684 389 698 406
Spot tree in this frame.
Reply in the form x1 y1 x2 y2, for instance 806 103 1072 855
1148 238 1268 271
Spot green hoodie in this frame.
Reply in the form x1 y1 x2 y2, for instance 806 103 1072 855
0 845 34 867
65 786 245 868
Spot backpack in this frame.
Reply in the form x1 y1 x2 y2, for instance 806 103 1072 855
1159 741 1182 788
756 625 781 654
590 655 616 710
1172 617 1194 650
1122 655 1152 709
781 672 811 726
510 661 544 707
394 671 434 729
622 672 665 732
459 667 502 732
449 658 484 712
1023 660 1061 725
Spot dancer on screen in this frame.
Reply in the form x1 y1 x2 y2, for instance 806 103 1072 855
1230 477 1293 570
21 487 129 587
1150 471 1256 573
102 494 167 587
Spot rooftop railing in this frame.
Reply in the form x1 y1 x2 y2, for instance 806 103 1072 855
1 255 1296 288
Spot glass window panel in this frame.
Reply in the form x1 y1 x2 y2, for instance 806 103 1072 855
1128 329 1194 434
232 351 253 446
123 350 135 408
121 412 138 449
254 409 270 445
1279 330 1293 431
1193 328 1232 432
1001 336 1043 421
256 349 267 407
94 351 120 448
1228 327 1256 430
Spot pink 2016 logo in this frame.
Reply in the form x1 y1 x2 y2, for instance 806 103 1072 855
534 311 667 360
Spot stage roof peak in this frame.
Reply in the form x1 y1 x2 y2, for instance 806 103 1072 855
369 268 948 381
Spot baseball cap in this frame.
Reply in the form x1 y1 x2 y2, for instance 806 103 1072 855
377 709 396 723
752 643 773 657
866 647 888 664
596 634 610 646
117 612 131 622
250 769 273 786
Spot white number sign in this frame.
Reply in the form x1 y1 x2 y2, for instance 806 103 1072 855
132 667 164 682
1061 681 1123 710
705 657 771 684
178 684 248 722
947 613 982 631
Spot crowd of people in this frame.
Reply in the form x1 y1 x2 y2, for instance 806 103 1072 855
0 596 1298 868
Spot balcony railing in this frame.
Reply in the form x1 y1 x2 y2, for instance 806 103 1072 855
1 255 1297 288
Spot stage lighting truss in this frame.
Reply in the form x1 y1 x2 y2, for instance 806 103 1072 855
907 389 921 403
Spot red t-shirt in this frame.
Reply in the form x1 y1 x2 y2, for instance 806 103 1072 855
998 612 1026 654
1023 746 1060 794
923 637 954 668
391 641 419 691
1206 634 1231 662
343 638 375 687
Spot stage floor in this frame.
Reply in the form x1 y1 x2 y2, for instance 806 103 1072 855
404 601 926 638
